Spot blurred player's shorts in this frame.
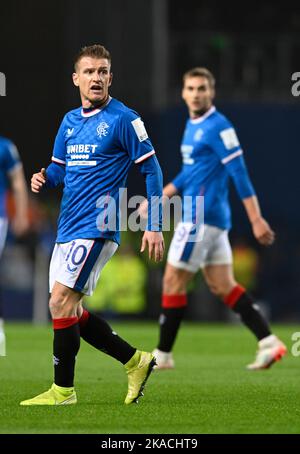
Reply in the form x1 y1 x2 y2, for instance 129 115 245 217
167 224 232 272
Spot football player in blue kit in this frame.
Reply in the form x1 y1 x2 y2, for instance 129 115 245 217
151 67 287 370
20 45 164 406
0 137 28 356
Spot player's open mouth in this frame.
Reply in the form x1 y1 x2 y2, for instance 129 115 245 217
90 85 102 93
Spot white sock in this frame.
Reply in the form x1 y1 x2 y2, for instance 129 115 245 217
259 334 277 348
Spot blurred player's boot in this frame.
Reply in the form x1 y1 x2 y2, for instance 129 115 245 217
124 350 156 404
247 335 287 370
152 348 175 370
20 383 77 406
0 330 6 356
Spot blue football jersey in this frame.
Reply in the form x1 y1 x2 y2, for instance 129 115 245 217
51 97 157 243
0 137 21 217
172 106 255 230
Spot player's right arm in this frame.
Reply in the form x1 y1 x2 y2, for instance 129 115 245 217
163 182 178 198
31 117 67 194
31 168 47 193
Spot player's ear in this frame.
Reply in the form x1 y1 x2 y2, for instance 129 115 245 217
108 72 113 87
181 87 186 102
72 72 79 87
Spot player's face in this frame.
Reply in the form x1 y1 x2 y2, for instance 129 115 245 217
182 76 214 118
72 57 113 108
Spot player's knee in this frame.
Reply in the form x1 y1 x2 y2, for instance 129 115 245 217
208 283 221 297
49 292 75 319
163 272 186 294
208 282 230 299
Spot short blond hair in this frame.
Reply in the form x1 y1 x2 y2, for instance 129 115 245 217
183 67 215 88
74 44 111 71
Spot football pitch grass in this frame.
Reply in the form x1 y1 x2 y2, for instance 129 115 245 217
0 322 299 434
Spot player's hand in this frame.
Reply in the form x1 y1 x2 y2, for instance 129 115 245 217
140 231 165 262
31 168 46 193
252 217 275 246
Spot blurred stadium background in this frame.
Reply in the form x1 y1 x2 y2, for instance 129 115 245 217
0 0 300 324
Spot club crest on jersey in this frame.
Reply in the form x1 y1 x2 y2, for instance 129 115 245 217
194 128 203 142
97 121 109 138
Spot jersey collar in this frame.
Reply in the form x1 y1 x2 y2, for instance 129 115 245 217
189 105 216 124
81 96 112 117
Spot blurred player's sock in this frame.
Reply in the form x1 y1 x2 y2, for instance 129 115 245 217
152 348 174 370
20 383 77 406
157 294 187 353
0 318 5 356
224 285 271 340
53 317 80 387
246 334 287 370
79 309 136 364
124 350 156 404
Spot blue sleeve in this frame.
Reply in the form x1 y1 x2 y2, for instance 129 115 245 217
138 155 163 231
118 110 156 163
225 155 256 199
172 169 185 193
2 140 21 174
45 162 66 188
212 121 255 199
51 116 67 165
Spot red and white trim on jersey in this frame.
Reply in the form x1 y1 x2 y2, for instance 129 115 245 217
221 149 243 165
190 106 216 124
52 156 66 166
81 97 112 117
134 149 155 164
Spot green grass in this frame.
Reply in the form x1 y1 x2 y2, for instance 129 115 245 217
0 322 299 434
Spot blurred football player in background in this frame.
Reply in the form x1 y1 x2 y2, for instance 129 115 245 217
0 136 28 355
141 67 287 371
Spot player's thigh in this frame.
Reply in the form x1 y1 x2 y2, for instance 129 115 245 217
163 262 195 294
202 264 236 295
167 222 207 273
49 238 118 297
201 227 233 268
200 228 235 294
50 281 83 317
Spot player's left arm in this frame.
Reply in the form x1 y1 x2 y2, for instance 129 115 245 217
138 155 165 262
241 195 275 245
214 124 275 246
119 111 164 261
3 141 29 236
8 163 29 237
